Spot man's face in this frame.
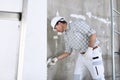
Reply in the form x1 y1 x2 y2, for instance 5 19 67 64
55 22 65 32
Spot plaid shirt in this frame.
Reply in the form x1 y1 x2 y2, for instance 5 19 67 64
63 19 100 54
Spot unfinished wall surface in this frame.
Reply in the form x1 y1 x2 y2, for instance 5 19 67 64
47 0 120 80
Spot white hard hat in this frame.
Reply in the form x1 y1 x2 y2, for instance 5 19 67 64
51 16 65 29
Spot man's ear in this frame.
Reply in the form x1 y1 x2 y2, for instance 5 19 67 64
58 22 61 24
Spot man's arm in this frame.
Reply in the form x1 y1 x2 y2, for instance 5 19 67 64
88 33 96 48
57 52 71 60
47 52 70 66
83 33 96 60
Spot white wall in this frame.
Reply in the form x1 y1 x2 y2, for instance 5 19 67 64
0 20 20 80
0 0 23 12
0 0 47 80
0 0 22 80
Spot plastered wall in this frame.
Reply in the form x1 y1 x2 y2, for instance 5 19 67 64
47 0 120 80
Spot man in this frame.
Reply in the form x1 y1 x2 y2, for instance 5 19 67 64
48 16 105 80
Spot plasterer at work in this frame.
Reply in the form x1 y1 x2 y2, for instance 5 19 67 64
48 16 105 80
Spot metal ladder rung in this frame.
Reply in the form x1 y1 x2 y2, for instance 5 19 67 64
113 9 120 15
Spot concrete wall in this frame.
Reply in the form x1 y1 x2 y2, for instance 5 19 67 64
47 0 120 80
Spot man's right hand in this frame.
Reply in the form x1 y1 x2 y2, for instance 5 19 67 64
47 57 58 66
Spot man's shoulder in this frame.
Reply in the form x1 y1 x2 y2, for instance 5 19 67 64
70 19 85 25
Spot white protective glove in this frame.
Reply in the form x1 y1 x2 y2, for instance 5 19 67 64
83 47 93 60
47 57 58 66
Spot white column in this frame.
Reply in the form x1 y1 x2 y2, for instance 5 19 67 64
22 0 47 80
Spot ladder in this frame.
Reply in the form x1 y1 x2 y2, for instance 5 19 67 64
110 0 120 80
